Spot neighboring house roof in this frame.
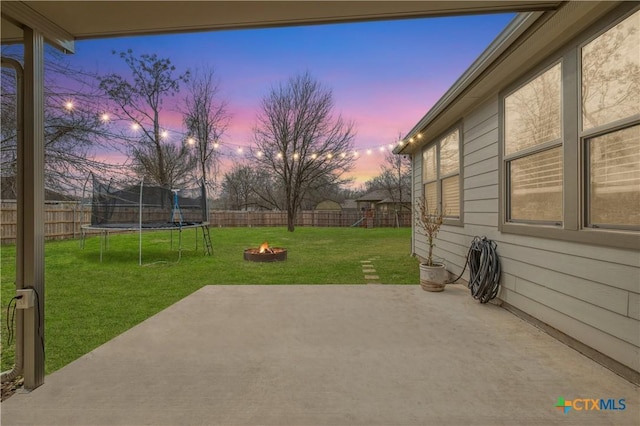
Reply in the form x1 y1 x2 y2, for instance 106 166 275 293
357 189 411 204
378 195 411 205
395 2 619 154
356 189 389 202
315 200 342 210
341 199 358 210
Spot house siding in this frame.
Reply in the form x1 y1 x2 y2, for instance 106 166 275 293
414 96 640 372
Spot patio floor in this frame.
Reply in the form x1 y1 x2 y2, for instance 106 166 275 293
1 284 638 425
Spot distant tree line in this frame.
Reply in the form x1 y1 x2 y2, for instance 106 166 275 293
1 48 409 231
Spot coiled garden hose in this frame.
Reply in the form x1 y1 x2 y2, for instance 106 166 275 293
448 236 501 304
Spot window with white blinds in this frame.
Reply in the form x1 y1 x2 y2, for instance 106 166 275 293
500 5 639 247
422 128 461 220
582 10 640 229
588 126 640 227
504 63 563 224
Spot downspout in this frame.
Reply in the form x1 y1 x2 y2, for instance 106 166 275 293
1 57 25 383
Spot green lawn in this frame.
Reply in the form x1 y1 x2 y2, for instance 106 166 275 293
1 226 417 374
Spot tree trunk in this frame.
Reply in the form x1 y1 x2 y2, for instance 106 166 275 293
287 208 296 232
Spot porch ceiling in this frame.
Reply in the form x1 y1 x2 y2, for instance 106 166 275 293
2 1 562 49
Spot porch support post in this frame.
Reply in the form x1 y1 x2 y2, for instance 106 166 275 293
21 26 46 391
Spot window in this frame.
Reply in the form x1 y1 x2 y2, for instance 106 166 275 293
587 127 640 228
422 127 461 222
582 10 640 229
500 6 639 249
504 63 563 224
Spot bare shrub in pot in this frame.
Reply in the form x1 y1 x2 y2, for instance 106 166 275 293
415 197 447 291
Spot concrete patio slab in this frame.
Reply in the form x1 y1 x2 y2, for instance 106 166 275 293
1 284 638 425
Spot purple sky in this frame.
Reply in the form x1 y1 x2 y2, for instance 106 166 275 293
68 13 515 188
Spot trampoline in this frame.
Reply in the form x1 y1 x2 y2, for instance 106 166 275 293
81 175 212 264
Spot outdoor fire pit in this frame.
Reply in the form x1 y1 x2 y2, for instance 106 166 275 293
244 241 287 262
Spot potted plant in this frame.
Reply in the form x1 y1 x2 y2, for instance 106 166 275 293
415 197 447 292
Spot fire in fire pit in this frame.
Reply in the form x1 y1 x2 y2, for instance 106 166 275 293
244 241 287 262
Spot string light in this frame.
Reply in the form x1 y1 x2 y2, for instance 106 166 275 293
60 98 409 168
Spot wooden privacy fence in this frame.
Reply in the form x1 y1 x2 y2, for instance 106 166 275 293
0 202 412 244
1 201 90 244
208 210 412 228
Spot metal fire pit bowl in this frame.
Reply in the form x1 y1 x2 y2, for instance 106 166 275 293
243 247 287 262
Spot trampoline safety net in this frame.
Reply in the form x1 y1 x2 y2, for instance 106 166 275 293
91 176 207 228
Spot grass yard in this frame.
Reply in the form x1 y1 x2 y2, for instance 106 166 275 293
1 226 417 374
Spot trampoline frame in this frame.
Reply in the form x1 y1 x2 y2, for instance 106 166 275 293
82 176 212 265
81 222 211 265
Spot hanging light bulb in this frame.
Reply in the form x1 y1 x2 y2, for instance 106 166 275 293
187 137 196 146
100 113 110 122
64 100 74 111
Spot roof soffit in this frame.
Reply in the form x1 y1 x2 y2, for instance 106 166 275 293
399 1 623 155
2 1 562 44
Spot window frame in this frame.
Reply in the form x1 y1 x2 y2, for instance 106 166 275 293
503 60 564 226
422 124 463 226
498 4 640 250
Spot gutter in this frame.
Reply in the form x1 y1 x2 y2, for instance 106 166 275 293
1 57 24 384
394 11 544 154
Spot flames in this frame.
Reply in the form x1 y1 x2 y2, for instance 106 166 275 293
259 241 270 254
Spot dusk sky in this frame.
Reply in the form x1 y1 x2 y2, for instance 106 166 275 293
65 12 515 188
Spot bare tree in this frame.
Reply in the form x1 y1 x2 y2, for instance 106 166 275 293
2 46 115 195
220 163 284 210
182 67 230 196
220 163 257 210
368 149 411 210
99 50 191 187
131 143 195 188
252 72 356 231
